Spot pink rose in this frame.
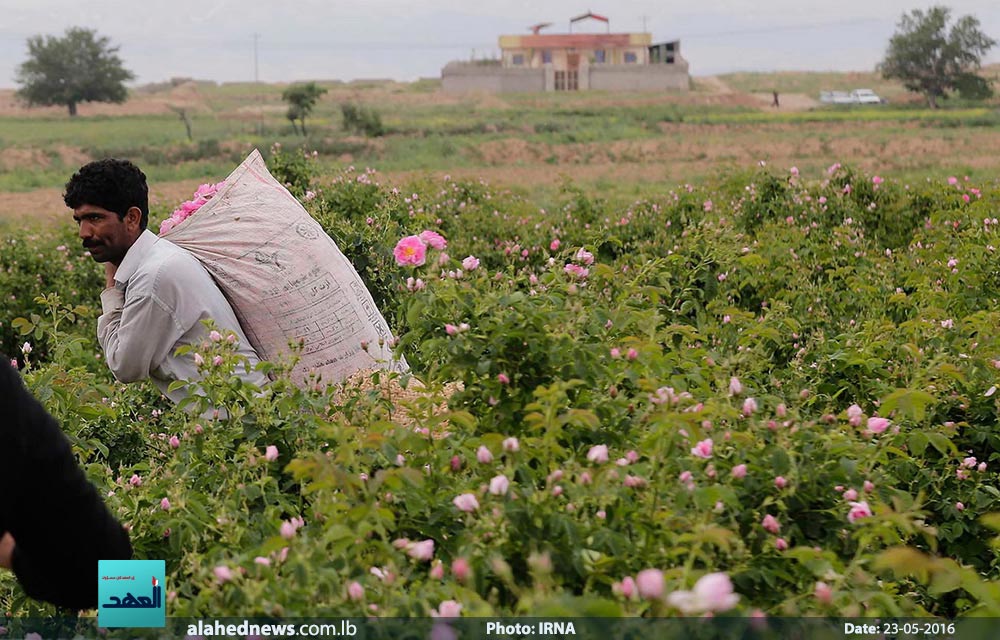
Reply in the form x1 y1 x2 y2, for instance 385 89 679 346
453 493 479 512
618 576 637 599
476 446 493 463
265 445 279 461
489 475 510 496
815 581 833 604
452 557 471 582
461 256 480 270
691 438 713 459
635 568 665 600
213 565 233 583
394 235 427 266
347 581 364 601
762 514 780 534
407 539 435 561
587 444 609 464
160 497 171 511
774 476 787 489
731 464 747 479
419 230 447 250
729 377 743 395
867 417 890 433
429 561 445 579
666 572 740 614
432 600 462 618
847 500 873 523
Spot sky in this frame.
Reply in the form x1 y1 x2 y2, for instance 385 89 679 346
1 0 999 87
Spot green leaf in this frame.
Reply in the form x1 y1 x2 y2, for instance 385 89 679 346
979 513 1000 532
907 431 929 456
926 432 957 456
11 317 34 335
878 388 935 422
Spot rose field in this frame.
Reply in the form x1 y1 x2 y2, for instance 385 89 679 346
3 141 1000 628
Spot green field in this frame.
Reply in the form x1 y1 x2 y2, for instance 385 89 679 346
1 70 999 217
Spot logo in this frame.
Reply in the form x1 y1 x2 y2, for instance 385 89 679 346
98 560 166 628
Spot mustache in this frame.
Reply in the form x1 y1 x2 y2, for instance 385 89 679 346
81 241 103 249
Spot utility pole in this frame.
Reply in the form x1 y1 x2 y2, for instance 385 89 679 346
253 33 262 136
640 15 649 33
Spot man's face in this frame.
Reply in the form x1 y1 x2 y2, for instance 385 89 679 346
73 204 140 265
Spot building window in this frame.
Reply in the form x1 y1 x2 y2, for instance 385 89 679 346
542 50 552 64
512 54 524 66
594 49 606 63
624 52 637 64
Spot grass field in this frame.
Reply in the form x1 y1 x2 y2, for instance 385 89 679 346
1 69 998 222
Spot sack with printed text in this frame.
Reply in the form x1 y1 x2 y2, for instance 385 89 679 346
159 149 407 387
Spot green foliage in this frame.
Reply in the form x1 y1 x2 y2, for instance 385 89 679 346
280 82 327 136
265 143 318 198
340 103 385 137
15 27 134 117
7 164 1000 619
880 6 996 108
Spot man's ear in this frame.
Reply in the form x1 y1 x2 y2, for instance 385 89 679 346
125 207 143 232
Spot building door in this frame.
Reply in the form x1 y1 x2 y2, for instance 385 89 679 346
565 53 580 91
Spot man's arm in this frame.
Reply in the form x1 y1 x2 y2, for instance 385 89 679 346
0 533 14 570
0 356 132 610
97 271 188 383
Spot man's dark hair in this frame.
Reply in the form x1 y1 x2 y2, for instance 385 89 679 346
63 159 149 230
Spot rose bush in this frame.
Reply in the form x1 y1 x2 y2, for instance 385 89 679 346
4 162 1000 621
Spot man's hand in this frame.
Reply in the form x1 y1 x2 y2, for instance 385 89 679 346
104 263 117 289
0 532 14 570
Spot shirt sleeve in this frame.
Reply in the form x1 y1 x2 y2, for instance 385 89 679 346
97 280 186 383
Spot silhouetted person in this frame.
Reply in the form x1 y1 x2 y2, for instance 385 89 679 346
772 91 780 108
0 356 132 610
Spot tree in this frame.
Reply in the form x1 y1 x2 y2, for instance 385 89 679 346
880 6 996 108
281 82 327 136
16 28 134 117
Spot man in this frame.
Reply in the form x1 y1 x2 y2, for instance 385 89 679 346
0 356 132 609
65 158 269 406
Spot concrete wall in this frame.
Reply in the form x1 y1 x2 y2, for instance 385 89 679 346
589 62 690 92
441 62 545 94
442 60 690 94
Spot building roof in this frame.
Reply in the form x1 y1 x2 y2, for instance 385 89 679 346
500 33 650 49
570 11 609 24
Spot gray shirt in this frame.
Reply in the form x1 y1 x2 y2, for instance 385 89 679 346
97 229 269 404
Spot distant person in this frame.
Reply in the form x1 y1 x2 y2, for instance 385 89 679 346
0 355 132 610
64 159 269 405
772 90 780 108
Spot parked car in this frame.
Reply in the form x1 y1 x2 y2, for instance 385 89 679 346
819 91 856 105
819 89 885 105
851 89 883 104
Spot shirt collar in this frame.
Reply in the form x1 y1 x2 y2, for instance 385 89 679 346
114 229 160 288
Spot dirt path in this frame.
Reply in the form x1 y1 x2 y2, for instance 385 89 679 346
696 75 735 95
0 179 212 226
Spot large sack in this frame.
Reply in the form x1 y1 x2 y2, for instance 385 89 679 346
161 149 406 386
